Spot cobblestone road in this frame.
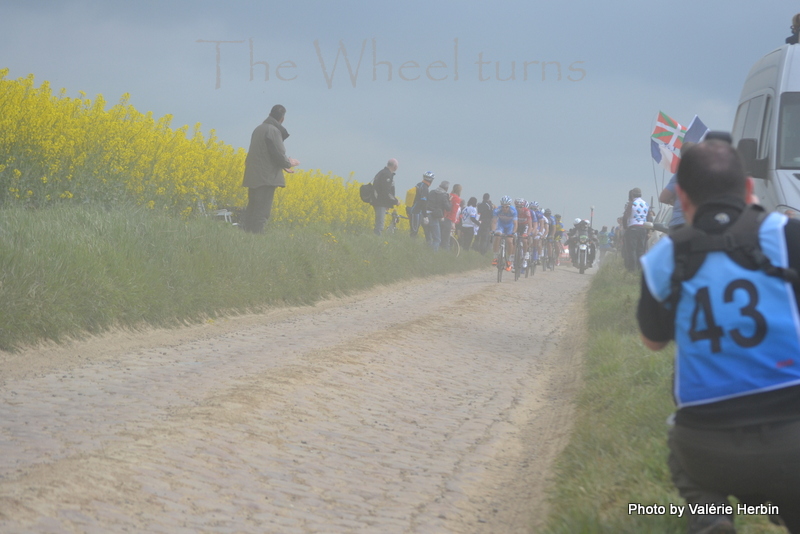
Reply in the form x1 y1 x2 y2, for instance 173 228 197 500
0 267 590 533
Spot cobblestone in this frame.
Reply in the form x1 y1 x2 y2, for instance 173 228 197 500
0 269 589 533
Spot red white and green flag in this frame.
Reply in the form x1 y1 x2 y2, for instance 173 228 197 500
651 111 687 151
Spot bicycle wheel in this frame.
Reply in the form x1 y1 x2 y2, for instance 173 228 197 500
450 234 461 257
514 237 523 281
524 247 530 278
497 241 505 282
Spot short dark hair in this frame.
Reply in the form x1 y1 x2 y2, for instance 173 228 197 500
269 104 286 121
468 196 478 207
482 193 490 200
677 139 746 206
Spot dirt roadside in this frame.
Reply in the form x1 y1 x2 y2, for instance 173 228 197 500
0 265 591 533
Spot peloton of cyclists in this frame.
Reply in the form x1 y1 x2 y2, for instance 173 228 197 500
491 196 518 271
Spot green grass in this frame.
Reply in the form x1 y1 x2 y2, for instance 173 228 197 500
542 254 783 534
0 204 485 351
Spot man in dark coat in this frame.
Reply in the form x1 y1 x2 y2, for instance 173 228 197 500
427 180 452 251
372 158 399 235
476 193 494 254
242 104 299 233
411 171 435 242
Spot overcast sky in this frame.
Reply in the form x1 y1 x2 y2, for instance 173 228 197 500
2 0 798 227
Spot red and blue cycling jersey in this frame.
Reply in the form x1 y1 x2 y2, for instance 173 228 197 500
515 207 532 235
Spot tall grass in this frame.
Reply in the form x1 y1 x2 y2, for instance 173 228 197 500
542 255 783 534
0 204 483 351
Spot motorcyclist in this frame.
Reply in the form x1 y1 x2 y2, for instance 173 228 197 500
566 218 597 268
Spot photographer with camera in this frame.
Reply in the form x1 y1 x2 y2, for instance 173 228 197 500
637 136 800 533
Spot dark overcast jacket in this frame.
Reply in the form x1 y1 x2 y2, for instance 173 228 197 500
242 116 292 188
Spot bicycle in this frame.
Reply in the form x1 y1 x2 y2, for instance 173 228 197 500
530 235 542 276
494 233 513 282
545 237 557 271
449 226 461 257
385 209 408 234
513 233 525 281
554 237 563 266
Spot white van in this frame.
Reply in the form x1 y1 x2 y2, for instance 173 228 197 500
733 43 800 218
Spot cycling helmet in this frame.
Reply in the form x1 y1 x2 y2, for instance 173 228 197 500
544 208 552 215
555 214 562 219
531 201 540 209
500 196 513 206
574 217 582 225
514 198 526 207
423 171 435 182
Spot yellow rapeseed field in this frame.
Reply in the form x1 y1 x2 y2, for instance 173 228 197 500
0 69 395 230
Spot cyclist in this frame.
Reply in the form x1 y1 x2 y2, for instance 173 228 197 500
529 201 548 265
543 208 557 267
514 198 532 270
491 196 518 271
553 214 565 265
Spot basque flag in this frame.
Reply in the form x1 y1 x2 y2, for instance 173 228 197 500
652 111 687 150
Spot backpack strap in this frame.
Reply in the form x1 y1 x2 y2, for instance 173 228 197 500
667 205 799 309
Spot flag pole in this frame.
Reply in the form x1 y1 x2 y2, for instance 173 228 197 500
652 158 661 206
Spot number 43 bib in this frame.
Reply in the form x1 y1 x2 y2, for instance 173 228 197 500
642 212 800 407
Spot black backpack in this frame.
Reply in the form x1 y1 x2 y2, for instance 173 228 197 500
666 204 799 309
360 183 377 204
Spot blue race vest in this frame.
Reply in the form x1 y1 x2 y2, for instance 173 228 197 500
641 212 800 407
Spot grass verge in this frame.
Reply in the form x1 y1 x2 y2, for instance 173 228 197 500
0 204 485 351
542 254 783 534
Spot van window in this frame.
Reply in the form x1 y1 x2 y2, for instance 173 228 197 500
778 92 800 169
743 95 765 140
760 96 772 159
732 100 749 143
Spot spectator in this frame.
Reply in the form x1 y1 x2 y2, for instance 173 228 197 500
405 181 417 237
637 138 800 533
597 225 611 263
242 104 299 233
623 187 649 271
787 13 800 44
659 143 695 231
476 193 494 255
372 159 400 235
456 198 466 237
427 180 451 252
442 184 462 251
615 217 625 253
459 197 480 251
411 171 434 242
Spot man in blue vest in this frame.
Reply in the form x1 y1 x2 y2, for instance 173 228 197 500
637 138 800 534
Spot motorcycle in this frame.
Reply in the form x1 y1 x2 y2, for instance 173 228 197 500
577 229 591 274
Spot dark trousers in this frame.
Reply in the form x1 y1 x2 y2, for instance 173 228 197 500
669 420 800 532
459 227 475 251
243 185 277 234
476 226 492 255
624 225 647 271
408 208 420 237
440 219 452 250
